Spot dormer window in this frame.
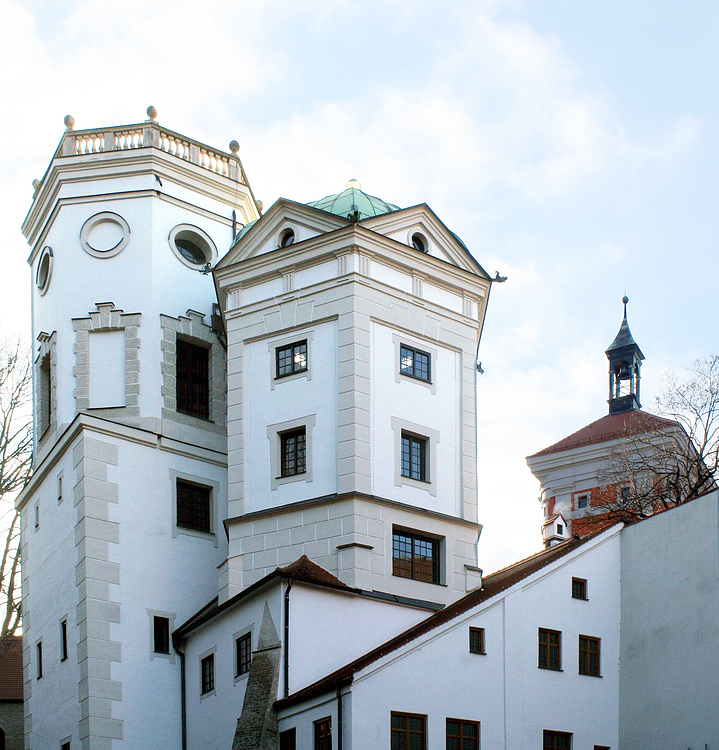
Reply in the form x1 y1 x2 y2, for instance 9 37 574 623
556 524 563 535
279 228 295 248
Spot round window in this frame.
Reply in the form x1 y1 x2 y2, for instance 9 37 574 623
411 233 428 253
279 228 295 248
80 212 131 258
36 246 53 295
169 225 217 269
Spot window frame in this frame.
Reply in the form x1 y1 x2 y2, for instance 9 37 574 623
538 628 562 671
572 577 588 600
392 528 442 584
391 712 427 750
268 415 316 490
200 652 215 696
313 717 332 750
235 631 252 678
176 338 211 420
36 640 43 679
279 728 297 750
543 730 573 749
469 626 486 655
578 635 601 677
391 418 440 496
60 618 68 662
275 340 308 379
393 335 438 394
153 616 170 655
176 479 212 535
280 427 307 478
446 718 480 750
399 343 432 383
401 431 428 482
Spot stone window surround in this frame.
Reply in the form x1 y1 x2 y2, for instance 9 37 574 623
393 334 438 394
391 417 440 497
160 310 226 431
267 414 317 490
147 609 177 662
199 647 217 699
268 329 315 390
233 624 254 684
35 330 57 442
170 470 219 546
72 302 141 418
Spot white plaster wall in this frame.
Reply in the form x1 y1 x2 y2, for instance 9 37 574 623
244 321 338 512
371 262 413 295
371 321 460 515
619 491 719 749
423 282 463 315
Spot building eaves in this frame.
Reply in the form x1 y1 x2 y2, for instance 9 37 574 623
275 529 616 711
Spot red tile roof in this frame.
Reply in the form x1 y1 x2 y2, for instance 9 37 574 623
528 410 679 458
0 635 23 701
275 530 615 710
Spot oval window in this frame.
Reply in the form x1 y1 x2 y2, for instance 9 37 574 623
80 212 131 258
411 233 428 253
169 225 217 269
36 246 53 295
279 228 295 248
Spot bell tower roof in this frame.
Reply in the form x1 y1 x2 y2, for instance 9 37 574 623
606 296 644 415
605 295 644 358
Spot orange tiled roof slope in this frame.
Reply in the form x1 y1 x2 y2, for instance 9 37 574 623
529 410 679 458
0 635 23 701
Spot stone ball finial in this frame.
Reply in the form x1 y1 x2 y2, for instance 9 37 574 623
229 140 240 154
346 178 361 190
64 115 75 130
622 295 629 305
147 106 158 120
255 199 264 213
32 179 41 191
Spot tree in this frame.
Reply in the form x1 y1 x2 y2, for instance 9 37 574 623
0 338 33 635
595 356 719 524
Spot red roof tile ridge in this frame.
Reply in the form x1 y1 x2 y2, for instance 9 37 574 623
276 555 353 589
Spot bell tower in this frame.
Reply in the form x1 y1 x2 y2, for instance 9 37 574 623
606 296 644 415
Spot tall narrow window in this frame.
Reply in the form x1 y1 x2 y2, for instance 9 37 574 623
61 742 71 750
236 632 252 677
314 717 331 750
538 628 561 671
176 339 209 419
39 353 52 436
543 730 572 749
201 654 215 694
391 713 426 750
276 340 308 378
280 428 306 477
401 432 428 482
469 627 486 655
176 480 211 534
60 619 68 661
392 530 440 584
57 474 63 504
153 616 170 655
572 578 587 600
36 641 43 679
579 635 601 677
400 344 431 382
447 719 480 750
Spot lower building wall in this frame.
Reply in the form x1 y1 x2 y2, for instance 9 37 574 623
619 490 719 750
0 702 24 750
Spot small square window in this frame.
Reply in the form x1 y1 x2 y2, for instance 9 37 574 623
176 339 210 420
579 635 601 677
576 494 589 509
236 632 252 677
60 619 68 661
276 340 308 378
314 717 331 750
176 480 212 534
447 718 480 750
538 628 561 671
401 432 428 482
400 344 431 382
154 616 170 654
556 524 563 535
201 654 215 694
392 529 440 584
572 577 587 600
280 729 297 750
469 627 486 655
544 730 572 749
280 428 306 477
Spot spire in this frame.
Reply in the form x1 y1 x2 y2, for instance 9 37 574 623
606 296 644 415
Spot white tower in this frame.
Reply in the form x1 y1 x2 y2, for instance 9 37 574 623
18 110 258 750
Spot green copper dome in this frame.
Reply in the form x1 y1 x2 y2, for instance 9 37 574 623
307 179 400 220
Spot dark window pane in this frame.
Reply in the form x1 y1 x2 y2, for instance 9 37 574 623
392 531 439 584
201 654 214 694
153 616 170 654
237 632 252 676
280 729 296 750
276 341 308 378
281 428 306 477
176 480 211 534
399 344 431 382
176 340 209 419
401 433 427 481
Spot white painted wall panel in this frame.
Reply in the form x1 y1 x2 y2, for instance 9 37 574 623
89 330 125 408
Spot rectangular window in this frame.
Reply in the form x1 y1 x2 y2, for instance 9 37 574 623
594 746 611 749
60 619 68 661
176 339 210 419
57 474 63 503
400 344 431 382
153 616 170 654
276 340 308 378
447 719 480 750
543 730 572 749
392 530 440 584
61 743 71 750
401 432 428 482
391 712 426 750
176 480 211 534
34 503 39 530
201 654 215 694
314 717 331 750
579 635 601 677
538 628 561 671
36 641 43 679
279 728 297 750
576 494 589 509
572 577 587 600
280 428 306 477
39 353 52 436
469 627 486 655
236 632 252 677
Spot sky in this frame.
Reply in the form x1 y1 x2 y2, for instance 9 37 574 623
1 0 718 573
